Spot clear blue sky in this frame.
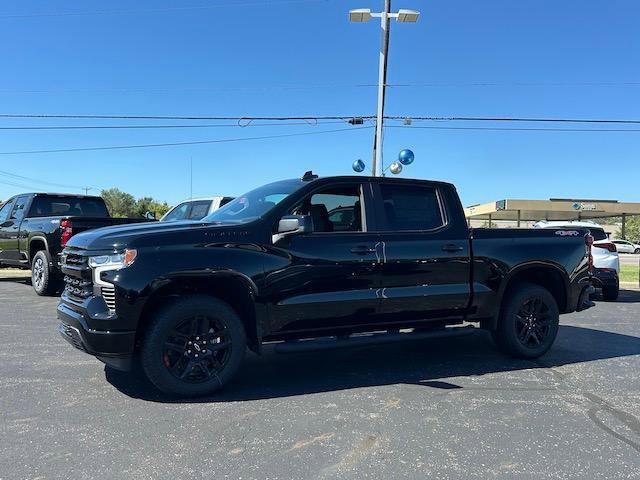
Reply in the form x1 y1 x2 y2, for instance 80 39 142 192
0 0 638 207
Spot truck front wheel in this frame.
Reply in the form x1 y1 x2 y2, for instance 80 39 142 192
31 250 61 296
492 283 559 359
140 295 247 397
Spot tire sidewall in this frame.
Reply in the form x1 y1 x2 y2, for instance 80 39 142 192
140 295 247 397
31 250 52 296
495 283 560 358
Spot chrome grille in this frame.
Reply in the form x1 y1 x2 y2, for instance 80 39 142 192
64 253 87 268
63 275 92 300
101 286 116 313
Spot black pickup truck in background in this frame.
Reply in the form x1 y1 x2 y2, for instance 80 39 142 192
0 193 148 295
57 174 595 397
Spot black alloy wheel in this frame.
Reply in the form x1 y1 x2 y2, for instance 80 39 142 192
514 297 552 349
492 282 560 359
140 295 246 397
162 315 232 384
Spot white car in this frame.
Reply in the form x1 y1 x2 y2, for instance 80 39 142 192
534 220 620 301
160 196 234 222
612 239 640 254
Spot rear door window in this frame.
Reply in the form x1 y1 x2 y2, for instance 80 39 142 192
378 184 445 232
28 196 109 217
188 201 212 220
9 195 30 222
590 229 607 241
0 198 16 223
163 202 191 222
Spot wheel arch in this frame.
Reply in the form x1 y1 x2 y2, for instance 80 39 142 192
135 271 263 354
28 236 49 265
489 262 569 330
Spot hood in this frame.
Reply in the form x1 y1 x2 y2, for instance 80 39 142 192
66 220 242 251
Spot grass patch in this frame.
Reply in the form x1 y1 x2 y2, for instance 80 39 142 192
620 264 640 284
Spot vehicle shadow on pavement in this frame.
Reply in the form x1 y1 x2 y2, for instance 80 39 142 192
106 324 640 403
0 276 31 285
613 289 640 303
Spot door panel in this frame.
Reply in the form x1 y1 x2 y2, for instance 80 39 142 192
0 197 17 262
266 233 381 333
4 195 29 262
373 183 471 322
265 181 382 334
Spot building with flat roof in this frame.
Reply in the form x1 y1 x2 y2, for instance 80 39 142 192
464 198 640 238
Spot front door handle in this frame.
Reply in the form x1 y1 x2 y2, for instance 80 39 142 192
350 245 377 255
442 243 464 253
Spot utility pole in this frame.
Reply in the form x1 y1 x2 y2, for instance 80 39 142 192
349 4 420 176
372 0 391 177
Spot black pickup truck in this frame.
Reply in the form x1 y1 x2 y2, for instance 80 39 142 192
58 174 594 396
0 193 147 295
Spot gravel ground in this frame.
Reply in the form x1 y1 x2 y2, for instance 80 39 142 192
1 279 639 479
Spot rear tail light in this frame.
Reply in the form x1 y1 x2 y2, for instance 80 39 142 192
593 242 617 253
60 219 73 246
585 233 594 273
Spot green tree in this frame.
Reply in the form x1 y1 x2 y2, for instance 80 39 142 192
133 197 170 219
625 215 640 243
101 188 136 217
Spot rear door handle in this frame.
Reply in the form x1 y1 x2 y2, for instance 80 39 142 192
442 243 464 253
350 245 377 255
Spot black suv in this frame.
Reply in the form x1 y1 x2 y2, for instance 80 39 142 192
58 174 593 396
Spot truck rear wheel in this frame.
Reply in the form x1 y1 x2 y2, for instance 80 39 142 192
31 250 61 296
140 295 246 397
492 283 559 359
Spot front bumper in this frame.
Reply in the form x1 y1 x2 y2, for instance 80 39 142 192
57 301 135 371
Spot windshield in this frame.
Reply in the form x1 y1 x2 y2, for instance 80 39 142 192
203 179 303 224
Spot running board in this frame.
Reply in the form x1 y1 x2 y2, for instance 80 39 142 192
273 325 477 354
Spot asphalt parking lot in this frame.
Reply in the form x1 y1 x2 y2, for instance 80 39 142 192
1 278 639 480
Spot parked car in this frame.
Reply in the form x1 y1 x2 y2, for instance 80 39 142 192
58 173 594 397
0 193 149 295
160 196 234 222
612 239 640 254
534 220 619 301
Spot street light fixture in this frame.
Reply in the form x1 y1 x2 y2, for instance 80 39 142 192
348 8 372 22
349 2 420 176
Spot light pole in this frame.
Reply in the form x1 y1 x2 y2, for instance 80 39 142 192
349 4 420 177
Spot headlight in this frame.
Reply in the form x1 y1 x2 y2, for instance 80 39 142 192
89 249 137 289
88 249 137 269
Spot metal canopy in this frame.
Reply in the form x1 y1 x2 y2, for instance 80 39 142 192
465 198 640 222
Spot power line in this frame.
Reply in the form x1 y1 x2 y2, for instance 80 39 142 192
387 125 640 132
0 169 94 190
0 114 373 121
0 0 328 19
1 113 639 124
0 178 45 191
0 120 349 130
0 82 638 95
0 126 372 155
387 116 640 125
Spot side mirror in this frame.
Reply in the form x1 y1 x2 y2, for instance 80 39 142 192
144 211 156 220
272 215 312 244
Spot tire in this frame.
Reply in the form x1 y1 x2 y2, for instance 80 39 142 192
140 295 246 397
492 282 560 359
602 284 619 302
634 248 640 254
31 250 61 296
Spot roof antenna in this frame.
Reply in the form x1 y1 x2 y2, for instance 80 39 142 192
302 171 318 181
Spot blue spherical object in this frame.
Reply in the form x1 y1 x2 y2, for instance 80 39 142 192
398 149 415 165
352 159 366 173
